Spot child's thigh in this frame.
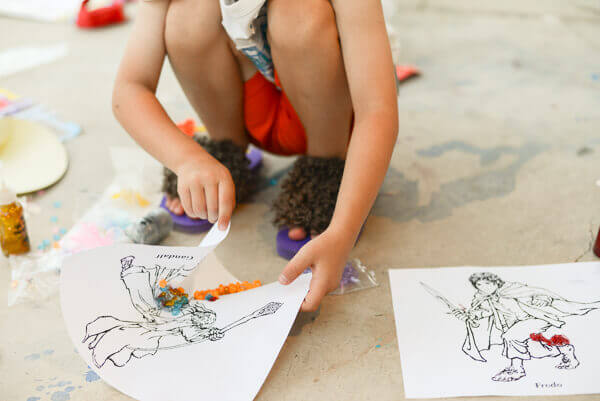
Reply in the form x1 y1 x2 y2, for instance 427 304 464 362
165 0 223 54
267 0 338 49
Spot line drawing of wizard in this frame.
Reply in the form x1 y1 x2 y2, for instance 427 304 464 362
422 272 600 382
82 256 282 368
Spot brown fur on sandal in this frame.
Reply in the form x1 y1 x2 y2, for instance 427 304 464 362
162 136 257 203
272 156 345 234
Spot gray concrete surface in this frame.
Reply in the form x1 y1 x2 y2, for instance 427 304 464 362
1 0 600 400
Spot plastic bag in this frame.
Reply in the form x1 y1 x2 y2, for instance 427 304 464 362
8 251 62 306
7 147 163 306
330 259 379 295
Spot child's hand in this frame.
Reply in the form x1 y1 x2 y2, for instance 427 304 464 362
175 155 235 230
278 228 354 311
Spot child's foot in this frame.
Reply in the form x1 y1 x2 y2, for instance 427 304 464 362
287 227 307 240
287 227 320 240
491 366 526 382
273 156 345 257
162 136 258 218
556 344 580 369
164 196 184 215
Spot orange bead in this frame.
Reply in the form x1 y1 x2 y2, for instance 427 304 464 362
159 279 167 288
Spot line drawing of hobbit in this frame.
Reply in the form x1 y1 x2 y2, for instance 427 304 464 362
422 272 600 382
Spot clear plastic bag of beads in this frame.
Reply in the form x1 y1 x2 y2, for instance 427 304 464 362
329 259 378 295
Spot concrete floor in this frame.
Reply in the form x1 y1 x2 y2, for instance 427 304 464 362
1 0 600 400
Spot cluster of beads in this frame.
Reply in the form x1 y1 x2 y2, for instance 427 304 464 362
157 279 189 316
193 280 262 301
155 279 262 313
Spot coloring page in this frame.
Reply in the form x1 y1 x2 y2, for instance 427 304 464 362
389 263 600 398
61 224 311 401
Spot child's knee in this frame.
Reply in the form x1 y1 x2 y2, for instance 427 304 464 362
165 0 223 56
267 0 338 54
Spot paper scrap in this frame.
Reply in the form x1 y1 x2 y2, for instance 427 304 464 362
0 43 68 78
0 0 80 22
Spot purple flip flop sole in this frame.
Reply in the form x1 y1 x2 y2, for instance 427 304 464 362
160 147 263 232
276 226 363 260
276 228 311 260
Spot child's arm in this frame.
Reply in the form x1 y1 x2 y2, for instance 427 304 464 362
112 1 235 229
279 0 398 311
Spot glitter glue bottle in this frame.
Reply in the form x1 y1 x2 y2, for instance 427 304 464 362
0 179 30 256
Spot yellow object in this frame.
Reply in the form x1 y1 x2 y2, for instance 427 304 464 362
111 190 150 207
0 201 30 256
0 88 19 100
0 118 69 194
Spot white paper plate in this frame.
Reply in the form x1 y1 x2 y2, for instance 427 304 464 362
0 118 69 194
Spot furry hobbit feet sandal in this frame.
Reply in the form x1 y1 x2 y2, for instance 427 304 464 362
272 156 346 260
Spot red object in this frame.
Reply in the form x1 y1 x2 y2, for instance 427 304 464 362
244 71 307 156
396 65 420 82
529 333 570 347
594 226 600 258
176 119 196 137
76 0 126 29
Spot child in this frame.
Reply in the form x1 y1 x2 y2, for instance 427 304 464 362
112 0 398 312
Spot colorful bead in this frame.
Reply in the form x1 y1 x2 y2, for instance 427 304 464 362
192 280 262 301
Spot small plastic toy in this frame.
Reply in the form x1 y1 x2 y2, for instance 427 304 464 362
125 208 173 245
76 0 126 29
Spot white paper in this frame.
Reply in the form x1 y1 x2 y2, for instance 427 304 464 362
389 263 600 398
61 224 311 401
0 0 79 22
0 44 68 78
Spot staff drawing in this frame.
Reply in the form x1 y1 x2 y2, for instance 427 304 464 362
422 272 600 382
82 256 282 368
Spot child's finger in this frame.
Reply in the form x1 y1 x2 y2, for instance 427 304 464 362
217 180 235 230
190 184 207 219
179 187 193 217
204 184 219 223
279 249 312 285
301 281 328 312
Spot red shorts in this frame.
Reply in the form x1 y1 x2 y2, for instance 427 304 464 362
243 71 307 156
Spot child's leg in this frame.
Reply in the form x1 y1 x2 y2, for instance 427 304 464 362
163 0 255 214
165 0 248 146
268 0 353 239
